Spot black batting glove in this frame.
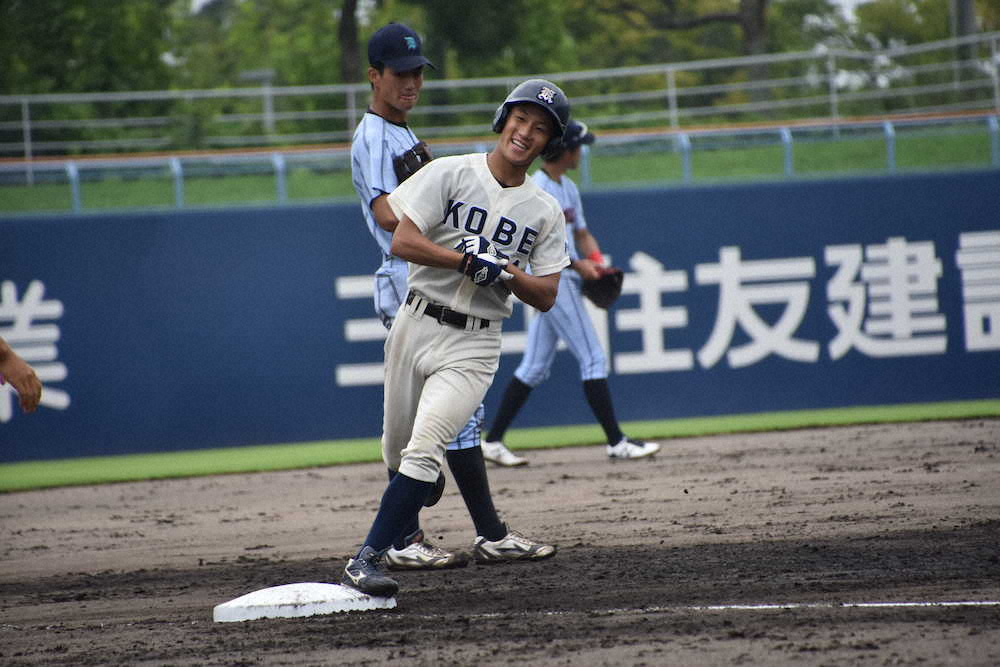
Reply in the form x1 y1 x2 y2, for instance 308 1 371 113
458 252 511 286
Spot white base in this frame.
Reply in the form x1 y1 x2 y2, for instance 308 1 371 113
213 582 396 622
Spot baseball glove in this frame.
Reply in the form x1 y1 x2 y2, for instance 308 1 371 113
393 141 433 184
581 267 624 309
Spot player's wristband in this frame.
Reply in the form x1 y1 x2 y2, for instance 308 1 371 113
587 250 605 265
457 253 473 274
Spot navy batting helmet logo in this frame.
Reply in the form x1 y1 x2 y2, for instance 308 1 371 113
491 79 570 160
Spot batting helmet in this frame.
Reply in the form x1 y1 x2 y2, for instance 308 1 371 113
561 120 595 151
543 119 595 162
492 79 570 160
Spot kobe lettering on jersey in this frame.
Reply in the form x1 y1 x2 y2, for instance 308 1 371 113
441 199 538 261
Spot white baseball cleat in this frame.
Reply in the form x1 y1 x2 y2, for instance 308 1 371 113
607 438 660 460
472 530 556 563
385 530 470 571
482 441 528 467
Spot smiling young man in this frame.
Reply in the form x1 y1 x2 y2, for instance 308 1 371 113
342 79 572 597
350 26 559 578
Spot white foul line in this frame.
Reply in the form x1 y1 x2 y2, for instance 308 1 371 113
411 600 1000 621
687 601 1000 611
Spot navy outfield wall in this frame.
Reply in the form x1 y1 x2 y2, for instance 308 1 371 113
1 169 998 462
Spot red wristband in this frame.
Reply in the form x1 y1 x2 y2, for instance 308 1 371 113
587 250 605 265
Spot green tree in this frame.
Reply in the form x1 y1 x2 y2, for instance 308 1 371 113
168 0 346 145
977 0 1000 30
404 0 578 79
0 0 175 95
0 0 177 154
171 0 340 88
338 0 361 84
768 0 847 53
564 0 744 68
853 0 951 47
584 0 771 59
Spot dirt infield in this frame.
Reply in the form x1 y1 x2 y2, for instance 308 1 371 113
2 419 999 666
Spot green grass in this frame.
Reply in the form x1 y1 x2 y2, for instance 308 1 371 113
1 399 997 493
587 132 993 185
0 168 356 212
1 131 994 214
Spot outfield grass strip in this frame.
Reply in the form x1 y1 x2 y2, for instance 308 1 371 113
1 399 997 493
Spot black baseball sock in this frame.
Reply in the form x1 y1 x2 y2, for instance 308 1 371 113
582 379 624 445
446 447 507 541
361 472 434 554
387 468 420 550
485 377 533 443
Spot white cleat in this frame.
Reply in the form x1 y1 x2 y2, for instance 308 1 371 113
607 437 660 460
472 530 556 563
384 530 470 571
482 441 528 467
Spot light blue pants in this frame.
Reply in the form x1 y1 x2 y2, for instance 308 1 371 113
515 271 608 387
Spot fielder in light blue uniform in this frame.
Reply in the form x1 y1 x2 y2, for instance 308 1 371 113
482 121 661 465
352 112 420 329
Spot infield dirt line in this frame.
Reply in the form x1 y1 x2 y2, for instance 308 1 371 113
403 599 1000 621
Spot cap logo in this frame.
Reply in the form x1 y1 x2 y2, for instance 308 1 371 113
537 87 556 104
404 36 417 51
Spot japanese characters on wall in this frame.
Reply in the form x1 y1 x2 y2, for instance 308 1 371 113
2 171 998 461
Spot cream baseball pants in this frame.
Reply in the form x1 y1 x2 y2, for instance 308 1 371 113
381 295 501 483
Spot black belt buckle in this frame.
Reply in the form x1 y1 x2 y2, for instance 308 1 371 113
430 303 464 328
408 291 484 330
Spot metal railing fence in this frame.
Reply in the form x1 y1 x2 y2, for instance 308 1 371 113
1 32 998 167
1 114 995 215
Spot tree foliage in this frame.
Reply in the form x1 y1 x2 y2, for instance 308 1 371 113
3 0 995 95
1 0 994 152
170 0 340 88
853 0 950 47
0 0 174 95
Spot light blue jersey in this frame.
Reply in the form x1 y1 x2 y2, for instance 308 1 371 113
515 170 607 386
532 169 589 262
351 111 421 327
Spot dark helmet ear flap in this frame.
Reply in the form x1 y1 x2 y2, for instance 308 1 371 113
540 136 564 161
491 104 508 134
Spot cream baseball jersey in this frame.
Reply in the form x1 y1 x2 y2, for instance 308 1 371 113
387 153 570 321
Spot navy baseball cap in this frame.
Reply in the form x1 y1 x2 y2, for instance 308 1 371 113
562 120 595 151
368 22 435 72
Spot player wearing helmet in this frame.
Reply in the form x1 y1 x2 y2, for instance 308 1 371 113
351 26 563 576
342 79 571 597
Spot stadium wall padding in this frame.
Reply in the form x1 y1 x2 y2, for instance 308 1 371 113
2 170 999 461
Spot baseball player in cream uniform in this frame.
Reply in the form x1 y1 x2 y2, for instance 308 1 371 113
352 22 496 572
342 79 571 597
